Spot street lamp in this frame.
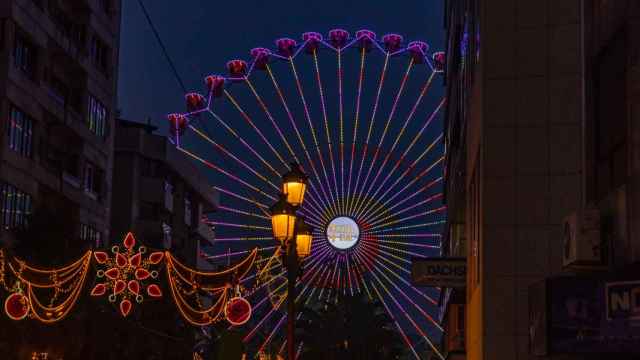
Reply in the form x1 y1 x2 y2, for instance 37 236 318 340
269 163 310 360
269 194 296 245
281 162 308 207
295 217 313 258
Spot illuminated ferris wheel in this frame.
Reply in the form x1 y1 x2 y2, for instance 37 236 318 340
168 29 446 358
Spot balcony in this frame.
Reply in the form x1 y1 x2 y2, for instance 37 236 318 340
196 221 215 245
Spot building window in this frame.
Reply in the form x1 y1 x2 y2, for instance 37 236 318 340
164 180 174 212
84 163 103 198
7 106 33 158
162 222 172 249
13 34 37 79
90 35 110 75
0 182 32 230
87 95 107 137
80 223 102 248
184 196 192 226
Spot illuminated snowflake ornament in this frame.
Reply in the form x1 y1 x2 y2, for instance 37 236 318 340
91 232 164 317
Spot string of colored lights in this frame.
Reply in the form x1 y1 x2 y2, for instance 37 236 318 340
264 64 336 218
346 47 367 215
311 49 340 214
353 58 415 217
350 52 389 215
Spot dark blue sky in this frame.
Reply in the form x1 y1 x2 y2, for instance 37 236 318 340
117 0 444 129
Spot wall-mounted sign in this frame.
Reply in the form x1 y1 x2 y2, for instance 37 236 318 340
411 258 466 288
326 217 360 250
530 277 640 355
606 280 640 321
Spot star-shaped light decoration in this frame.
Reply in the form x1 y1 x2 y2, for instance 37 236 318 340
90 232 164 317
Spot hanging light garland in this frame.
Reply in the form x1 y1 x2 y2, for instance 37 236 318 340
4 250 92 323
165 249 257 326
0 232 258 326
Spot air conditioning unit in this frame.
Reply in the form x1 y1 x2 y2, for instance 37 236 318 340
562 207 603 269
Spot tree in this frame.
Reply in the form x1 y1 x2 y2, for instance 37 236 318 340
297 293 403 360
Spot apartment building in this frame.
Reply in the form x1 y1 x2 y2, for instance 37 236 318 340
0 0 121 252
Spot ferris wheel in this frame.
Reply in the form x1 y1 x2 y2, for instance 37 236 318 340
168 28 446 359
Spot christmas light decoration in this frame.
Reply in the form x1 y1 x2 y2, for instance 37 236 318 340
90 232 164 317
0 232 260 325
165 249 257 326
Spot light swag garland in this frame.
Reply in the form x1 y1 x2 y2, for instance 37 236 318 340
0 232 257 325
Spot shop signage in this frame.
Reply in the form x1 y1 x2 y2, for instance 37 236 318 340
530 277 640 355
605 280 640 321
411 258 466 288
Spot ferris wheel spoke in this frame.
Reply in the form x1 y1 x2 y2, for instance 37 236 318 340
366 192 443 228
370 254 439 306
345 48 367 214
188 125 281 193
363 154 443 224
217 205 270 221
206 111 281 178
178 147 276 206
361 98 446 219
258 254 329 353
204 221 271 231
369 280 421 360
368 206 446 232
377 239 440 247
310 50 341 215
350 52 390 215
371 264 442 331
265 64 337 218
214 236 273 242
337 50 346 215
245 79 300 165
353 58 415 218
290 55 340 216
349 253 373 300
358 71 436 217
223 90 291 170
201 246 277 261
365 220 446 235
369 270 444 360
362 177 443 225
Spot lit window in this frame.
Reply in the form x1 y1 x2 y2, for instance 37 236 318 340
184 196 192 226
7 106 33 158
162 222 172 249
87 95 107 137
0 182 32 230
80 223 102 248
164 180 174 212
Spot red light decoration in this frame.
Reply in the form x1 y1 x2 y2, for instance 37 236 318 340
4 291 29 321
224 296 252 326
0 234 258 324
90 232 163 317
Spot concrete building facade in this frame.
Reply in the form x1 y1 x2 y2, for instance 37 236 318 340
0 0 121 251
441 0 640 359
112 119 218 266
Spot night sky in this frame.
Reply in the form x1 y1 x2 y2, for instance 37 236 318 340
117 0 444 129
117 0 446 355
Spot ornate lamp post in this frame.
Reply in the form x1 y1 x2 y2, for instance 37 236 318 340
269 163 311 360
